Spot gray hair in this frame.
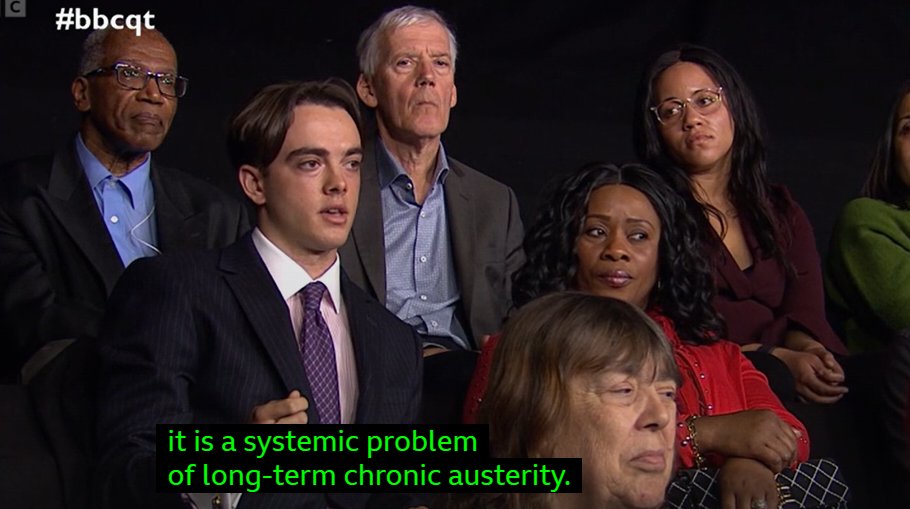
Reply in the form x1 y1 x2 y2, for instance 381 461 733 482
78 28 111 75
356 5 458 78
76 28 175 76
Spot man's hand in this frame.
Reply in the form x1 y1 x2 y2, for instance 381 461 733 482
250 390 309 424
422 346 448 357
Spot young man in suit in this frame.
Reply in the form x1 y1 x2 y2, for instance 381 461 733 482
95 80 423 509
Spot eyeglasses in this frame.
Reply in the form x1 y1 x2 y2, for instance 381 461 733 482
650 87 723 125
84 62 189 98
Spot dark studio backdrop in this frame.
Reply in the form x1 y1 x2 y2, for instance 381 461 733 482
1 0 909 258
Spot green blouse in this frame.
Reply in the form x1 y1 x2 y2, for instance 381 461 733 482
826 197 910 352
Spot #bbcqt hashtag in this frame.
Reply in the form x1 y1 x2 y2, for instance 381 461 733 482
55 8 156 36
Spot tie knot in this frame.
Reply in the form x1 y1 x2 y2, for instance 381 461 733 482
301 282 327 311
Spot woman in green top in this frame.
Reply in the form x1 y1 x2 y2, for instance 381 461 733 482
827 82 910 352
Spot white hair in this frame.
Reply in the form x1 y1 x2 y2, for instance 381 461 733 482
356 5 458 78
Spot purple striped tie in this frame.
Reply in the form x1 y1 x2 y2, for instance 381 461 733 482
300 282 340 424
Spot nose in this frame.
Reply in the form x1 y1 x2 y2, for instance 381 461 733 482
638 388 673 431
416 57 435 87
323 164 347 195
137 75 164 104
602 231 630 261
681 102 702 130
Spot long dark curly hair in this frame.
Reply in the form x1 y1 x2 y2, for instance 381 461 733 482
513 162 724 345
632 44 793 272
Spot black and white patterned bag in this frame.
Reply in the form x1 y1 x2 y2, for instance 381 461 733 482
665 458 850 509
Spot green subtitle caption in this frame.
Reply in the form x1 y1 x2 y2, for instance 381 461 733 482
162 428 573 493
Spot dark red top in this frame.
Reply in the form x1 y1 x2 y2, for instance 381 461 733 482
712 186 847 355
463 309 810 468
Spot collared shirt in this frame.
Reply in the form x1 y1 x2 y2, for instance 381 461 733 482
75 133 158 267
251 227 358 424
377 139 468 349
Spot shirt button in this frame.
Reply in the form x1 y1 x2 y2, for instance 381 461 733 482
419 256 427 263
405 182 413 190
430 320 438 328
420 212 426 218
110 215 119 224
419 295 427 301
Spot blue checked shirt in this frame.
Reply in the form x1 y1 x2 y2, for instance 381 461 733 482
377 140 469 349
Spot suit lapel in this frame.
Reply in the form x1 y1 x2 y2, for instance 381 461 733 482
349 140 388 302
44 144 124 294
341 272 381 422
444 161 476 316
152 164 209 252
220 235 312 405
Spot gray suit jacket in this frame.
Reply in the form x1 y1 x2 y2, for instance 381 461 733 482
340 139 525 348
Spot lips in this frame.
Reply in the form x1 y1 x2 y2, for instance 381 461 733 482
597 270 632 288
320 206 349 225
685 132 713 146
628 450 668 472
132 112 163 127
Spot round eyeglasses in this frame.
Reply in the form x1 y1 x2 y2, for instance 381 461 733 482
84 62 189 98
650 87 723 125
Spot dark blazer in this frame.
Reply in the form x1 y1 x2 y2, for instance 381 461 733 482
340 139 525 348
95 233 423 509
0 140 250 377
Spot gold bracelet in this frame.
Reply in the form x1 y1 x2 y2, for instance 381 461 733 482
685 415 705 468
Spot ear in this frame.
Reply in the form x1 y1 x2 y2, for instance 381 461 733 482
356 74 379 108
450 83 457 108
238 164 267 206
72 77 91 113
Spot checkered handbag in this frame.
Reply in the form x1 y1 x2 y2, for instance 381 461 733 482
665 458 850 509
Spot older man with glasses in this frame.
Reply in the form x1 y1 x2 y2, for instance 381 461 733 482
0 28 247 507
0 27 248 382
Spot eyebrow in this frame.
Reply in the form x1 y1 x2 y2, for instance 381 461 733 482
285 146 363 162
116 59 177 75
655 86 719 103
584 213 656 227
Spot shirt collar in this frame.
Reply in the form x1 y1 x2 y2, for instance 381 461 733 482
376 137 449 190
75 133 152 207
251 227 342 312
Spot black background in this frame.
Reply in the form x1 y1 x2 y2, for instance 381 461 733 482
2 0 909 257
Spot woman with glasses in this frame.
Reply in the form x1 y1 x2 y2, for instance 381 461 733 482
632 44 848 405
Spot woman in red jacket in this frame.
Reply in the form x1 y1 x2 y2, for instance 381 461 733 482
465 163 808 509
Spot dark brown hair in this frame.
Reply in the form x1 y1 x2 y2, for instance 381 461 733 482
227 78 362 172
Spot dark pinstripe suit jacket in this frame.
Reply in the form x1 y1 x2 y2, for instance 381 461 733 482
95 233 423 509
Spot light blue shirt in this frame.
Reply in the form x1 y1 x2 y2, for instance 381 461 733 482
75 134 158 267
377 140 468 349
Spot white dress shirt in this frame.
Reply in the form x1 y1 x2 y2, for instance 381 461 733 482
186 230 358 509
252 227 359 423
